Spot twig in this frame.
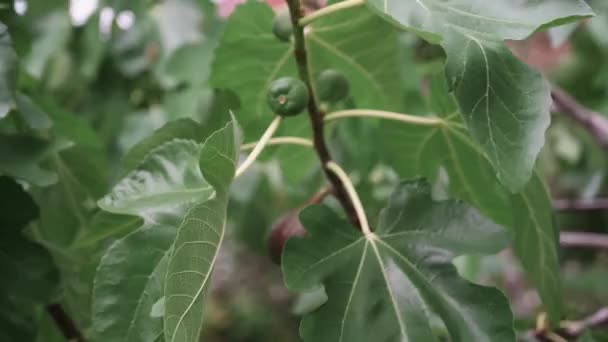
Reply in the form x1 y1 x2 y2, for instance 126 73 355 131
560 307 608 338
307 186 332 205
560 232 608 250
551 87 608 150
531 307 608 341
284 0 360 228
554 198 608 211
47 303 86 342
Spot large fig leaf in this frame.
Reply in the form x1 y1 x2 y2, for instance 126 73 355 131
92 118 239 342
283 180 514 342
364 0 593 191
379 78 561 320
163 118 239 342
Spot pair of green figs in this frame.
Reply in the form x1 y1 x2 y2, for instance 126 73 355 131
267 12 350 117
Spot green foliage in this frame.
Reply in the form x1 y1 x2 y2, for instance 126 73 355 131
0 22 18 119
0 0 603 341
364 0 594 191
0 134 66 186
284 180 514 342
307 4 403 111
380 75 562 319
210 2 299 140
0 176 59 341
164 118 240 342
92 117 239 342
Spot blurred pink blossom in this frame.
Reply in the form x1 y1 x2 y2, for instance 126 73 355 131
218 0 286 18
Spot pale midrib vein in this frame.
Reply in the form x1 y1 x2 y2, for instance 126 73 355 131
73 216 140 248
169 210 227 342
106 185 213 212
111 198 202 341
446 125 484 155
204 150 236 169
517 191 558 285
375 237 457 334
53 155 88 228
440 128 483 208
379 230 452 240
165 125 234 341
465 34 502 169
415 129 437 173
170 241 218 265
292 238 364 286
338 242 369 342
406 121 482 210
369 237 408 338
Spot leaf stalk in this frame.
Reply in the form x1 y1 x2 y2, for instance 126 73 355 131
298 0 365 26
241 136 313 151
326 161 371 235
325 109 443 126
235 116 282 178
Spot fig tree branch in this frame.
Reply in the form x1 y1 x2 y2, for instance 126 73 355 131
551 87 608 150
307 186 333 205
560 307 608 338
47 303 86 342
284 0 361 228
560 232 608 250
532 307 608 341
554 198 608 211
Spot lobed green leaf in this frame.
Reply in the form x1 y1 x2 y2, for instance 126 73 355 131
92 117 240 342
364 0 593 191
283 180 514 341
163 118 240 342
380 102 561 320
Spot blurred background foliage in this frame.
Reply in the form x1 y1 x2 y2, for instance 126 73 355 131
0 0 607 341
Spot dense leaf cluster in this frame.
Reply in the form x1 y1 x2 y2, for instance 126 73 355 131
1 0 605 341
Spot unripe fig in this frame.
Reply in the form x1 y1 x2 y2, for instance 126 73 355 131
268 210 306 264
316 69 350 103
272 11 293 42
267 77 309 117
